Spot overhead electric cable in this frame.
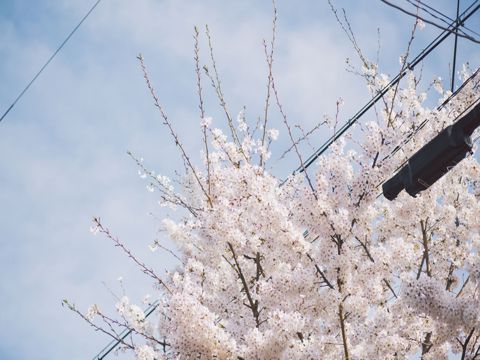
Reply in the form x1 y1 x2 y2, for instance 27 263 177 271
293 1 480 176
380 0 480 43
404 0 480 38
92 300 160 360
0 0 103 123
412 0 457 21
406 0 453 23
451 0 461 92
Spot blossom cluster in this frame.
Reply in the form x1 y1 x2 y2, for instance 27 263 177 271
87 54 480 358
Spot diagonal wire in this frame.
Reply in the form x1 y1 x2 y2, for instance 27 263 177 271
92 300 160 360
415 0 480 37
451 0 461 92
407 0 453 22
405 0 480 38
0 0 103 123
380 0 480 44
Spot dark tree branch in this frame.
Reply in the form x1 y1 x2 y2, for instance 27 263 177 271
227 242 261 327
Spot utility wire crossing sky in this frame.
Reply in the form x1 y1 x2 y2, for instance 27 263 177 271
0 0 102 122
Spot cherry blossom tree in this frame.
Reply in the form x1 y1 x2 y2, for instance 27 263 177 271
66 5 480 360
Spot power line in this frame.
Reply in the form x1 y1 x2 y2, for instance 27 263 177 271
404 0 480 38
293 0 480 176
412 0 455 22
452 0 461 92
0 0 103 123
92 300 160 360
380 0 480 43
406 0 453 23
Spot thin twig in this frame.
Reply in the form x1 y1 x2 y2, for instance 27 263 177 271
96 310 168 348
383 279 398 299
338 302 350 360
270 61 317 198
227 242 261 327
307 253 335 289
194 26 212 199
204 25 245 155
260 0 277 168
328 0 369 67
386 4 420 127
278 120 327 161
152 239 185 265
420 219 432 277
63 300 135 350
137 54 212 207
354 235 375 263
93 218 172 294
458 328 476 360
456 275 470 298
128 151 200 217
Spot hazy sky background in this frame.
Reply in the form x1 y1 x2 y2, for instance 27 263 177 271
0 0 479 359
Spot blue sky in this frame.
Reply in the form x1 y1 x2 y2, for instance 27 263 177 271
0 1 479 359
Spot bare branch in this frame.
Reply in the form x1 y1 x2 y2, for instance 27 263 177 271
307 253 335 290
137 54 212 207
328 0 369 67
63 300 135 350
421 332 432 357
204 25 244 155
278 120 327 161
260 0 277 168
338 302 350 360
152 239 185 265
128 151 200 217
194 26 212 198
92 217 172 294
417 219 431 280
456 275 470 298
383 279 398 299
354 235 375 263
269 58 317 198
227 242 262 327
386 4 420 127
459 328 476 360
96 308 168 348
